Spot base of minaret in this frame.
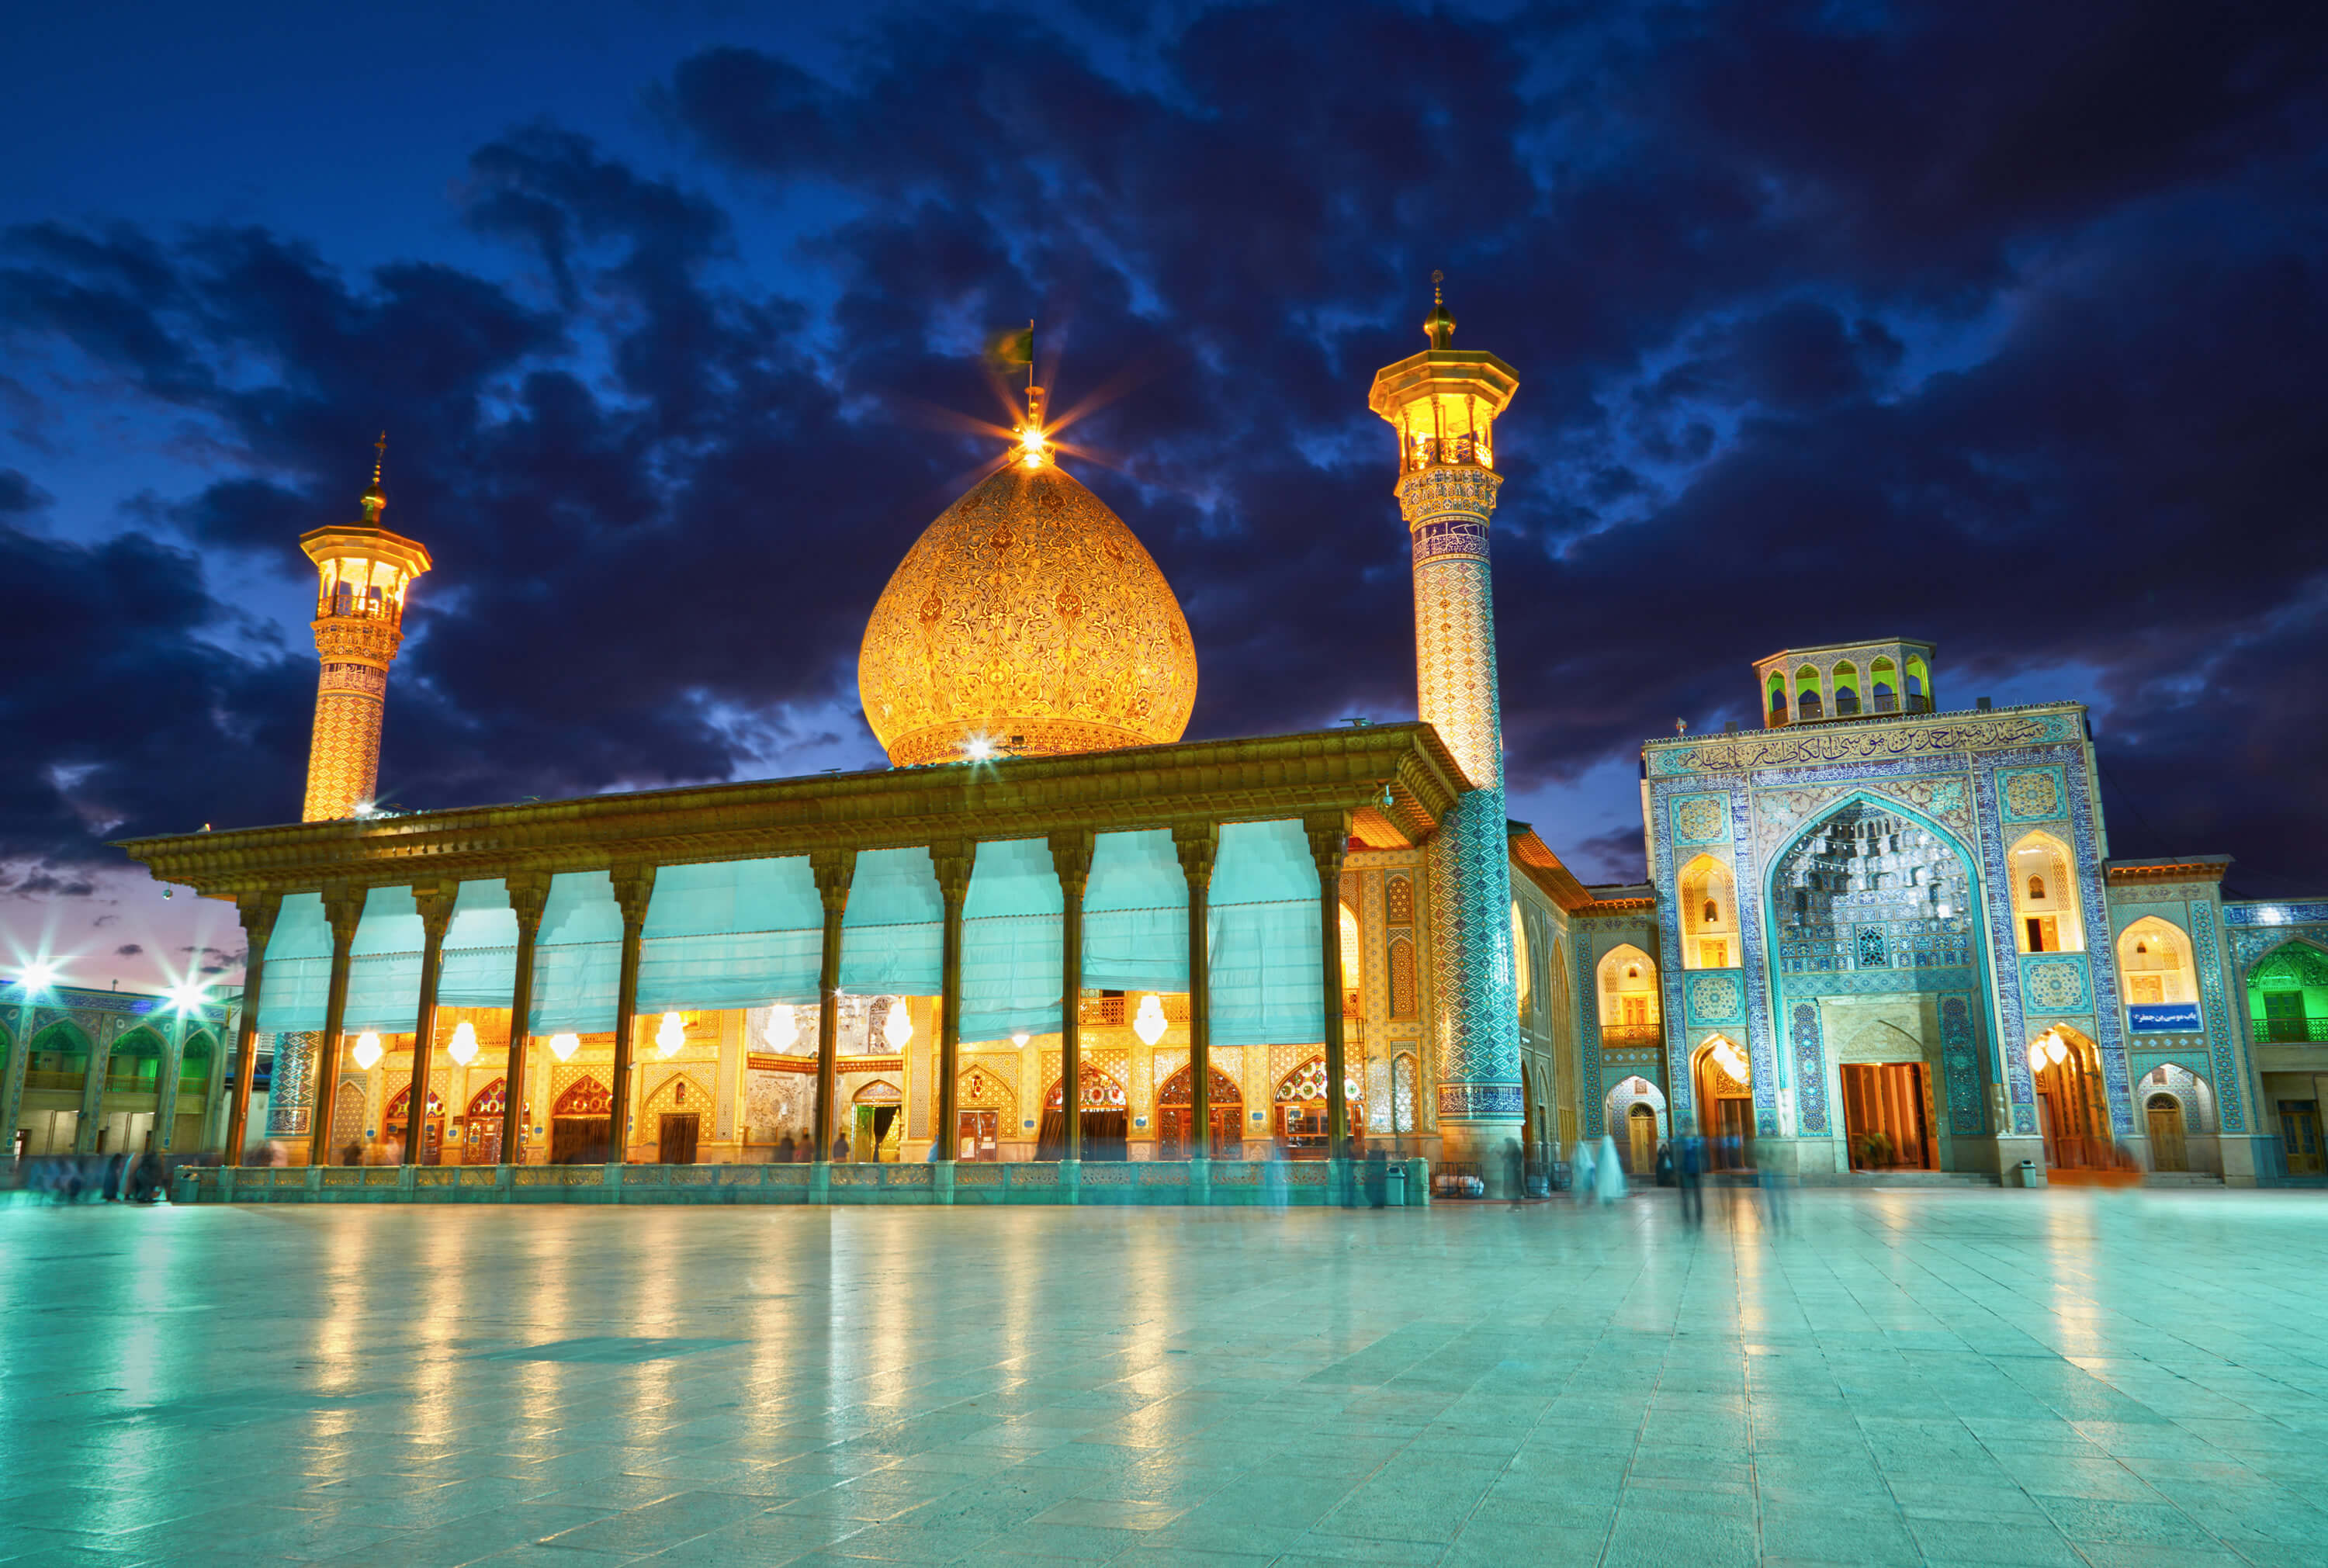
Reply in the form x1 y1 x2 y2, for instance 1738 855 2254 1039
303 663 389 821
1428 784 1525 1194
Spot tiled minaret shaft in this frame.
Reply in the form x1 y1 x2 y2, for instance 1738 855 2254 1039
1369 284 1525 1172
300 437 431 821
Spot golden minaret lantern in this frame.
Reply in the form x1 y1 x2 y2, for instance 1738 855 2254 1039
298 435 431 820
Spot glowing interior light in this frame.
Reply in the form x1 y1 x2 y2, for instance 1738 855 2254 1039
18 960 57 992
447 1019 479 1066
1016 424 1050 469
1132 993 1168 1046
1011 1030 1031 1048
549 1032 580 1062
352 1031 383 1069
766 1004 797 1051
883 1000 913 1051
963 734 995 762
657 1012 686 1057
1711 1040 1748 1080
167 979 207 1012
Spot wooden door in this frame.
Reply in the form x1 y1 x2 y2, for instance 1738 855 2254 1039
1627 1104 1656 1173
2280 1102 2323 1175
957 1110 998 1161
552 1117 611 1164
658 1113 699 1165
2146 1096 2187 1172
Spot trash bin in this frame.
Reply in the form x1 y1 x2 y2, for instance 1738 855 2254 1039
2014 1158 2046 1189
1385 1163 1406 1206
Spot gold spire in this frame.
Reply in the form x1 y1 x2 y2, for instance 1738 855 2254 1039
360 431 387 523
1424 270 1457 350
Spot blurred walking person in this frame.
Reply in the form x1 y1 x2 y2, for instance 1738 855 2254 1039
1570 1138 1596 1206
1676 1134 1705 1227
1595 1133 1626 1205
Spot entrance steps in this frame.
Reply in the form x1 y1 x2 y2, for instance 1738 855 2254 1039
2142 1172 2225 1187
1793 1169 1999 1189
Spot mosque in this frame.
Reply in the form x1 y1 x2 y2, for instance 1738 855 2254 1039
102 296 2328 1198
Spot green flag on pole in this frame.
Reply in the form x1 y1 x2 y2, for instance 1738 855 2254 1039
986 323 1034 369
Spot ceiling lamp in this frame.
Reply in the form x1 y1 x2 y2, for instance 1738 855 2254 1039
1011 1030 1031 1048
1132 994 1168 1046
882 999 913 1051
549 1032 580 1061
1711 1039 1748 1081
352 1031 383 1070
447 1019 479 1066
657 1012 686 1057
766 1004 797 1051
2029 1033 2069 1071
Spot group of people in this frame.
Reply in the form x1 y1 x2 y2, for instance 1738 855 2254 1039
1564 1134 1630 1205
17 1151 170 1204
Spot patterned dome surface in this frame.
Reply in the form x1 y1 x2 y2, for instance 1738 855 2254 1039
859 463 1197 767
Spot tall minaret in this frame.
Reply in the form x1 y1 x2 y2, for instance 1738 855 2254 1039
298 435 431 820
1368 277 1523 1179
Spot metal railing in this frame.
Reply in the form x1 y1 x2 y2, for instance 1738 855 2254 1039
2260 1016 2328 1044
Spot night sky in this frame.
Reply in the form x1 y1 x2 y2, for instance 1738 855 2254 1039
5 2 2325 993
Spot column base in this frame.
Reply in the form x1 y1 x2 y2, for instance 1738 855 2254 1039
1187 1158 1212 1205
1058 1157 1081 1205
932 1161 956 1205
1436 1120 1526 1199
809 1159 832 1204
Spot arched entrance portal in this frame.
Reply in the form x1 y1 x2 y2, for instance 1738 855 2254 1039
329 1079 365 1163
385 1085 447 1165
1156 1063 1242 1159
2029 1027 2108 1169
1039 1067 1128 1160
853 1079 903 1162
1273 1056 1364 1158
2145 1093 2186 1172
550 1076 611 1165
459 1078 511 1165
1692 1037 1751 1165
1603 1076 1667 1174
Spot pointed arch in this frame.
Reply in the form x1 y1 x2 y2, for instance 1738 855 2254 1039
1832 659 1862 716
1511 902 1532 1019
2247 936 2328 1044
1677 854 1737 969
1596 943 1660 1033
2008 831 2084 952
2117 916 2195 1010
106 1023 168 1092
553 1075 611 1116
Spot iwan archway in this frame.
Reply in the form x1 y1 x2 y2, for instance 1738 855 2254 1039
1763 792 2001 1175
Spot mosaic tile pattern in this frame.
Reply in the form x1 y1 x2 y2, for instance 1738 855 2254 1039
1939 994 1983 1134
1789 1002 1829 1135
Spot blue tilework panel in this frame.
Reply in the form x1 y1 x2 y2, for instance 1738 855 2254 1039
1427 786 1522 1122
2186 909 2244 1134
1940 995 1984 1134
1789 1002 1829 1135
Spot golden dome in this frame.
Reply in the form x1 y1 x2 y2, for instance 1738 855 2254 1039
859 462 1197 767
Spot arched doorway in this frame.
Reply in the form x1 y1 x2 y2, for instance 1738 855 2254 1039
2029 1027 2108 1168
459 1078 511 1165
954 1064 1010 1160
853 1079 903 1161
550 1076 611 1164
1692 1037 1751 1165
385 1085 447 1165
1038 1067 1128 1160
2145 1093 2188 1172
1273 1056 1364 1159
1603 1076 1668 1173
1156 1063 1242 1159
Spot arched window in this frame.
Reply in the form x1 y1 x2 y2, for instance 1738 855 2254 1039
1906 656 1931 710
2008 832 2083 953
1766 672 1789 724
1338 901 1362 1012
1678 854 1738 968
1795 666 1824 721
1510 902 1532 1022
1870 657 1897 712
2117 916 2196 1010
1596 945 1659 1033
1833 660 1861 716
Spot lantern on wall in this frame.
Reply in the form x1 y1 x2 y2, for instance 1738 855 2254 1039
882 999 913 1051
1132 994 1168 1046
656 1012 686 1057
549 1033 580 1062
765 1004 797 1051
447 1019 479 1066
352 1031 383 1069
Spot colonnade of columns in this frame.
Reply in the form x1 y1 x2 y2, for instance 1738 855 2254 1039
221 812 1363 1170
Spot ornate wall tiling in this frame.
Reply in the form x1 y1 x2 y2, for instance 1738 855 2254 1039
2134 1061 2218 1134
1605 1073 1667 1140
2224 901 2328 927
2227 925 2328 975
1789 1003 1829 1135
1650 777 1773 1134
1647 709 2082 777
1385 873 1415 924
1686 972 1744 1026
1998 767 2067 822
2020 955 2092 1013
1673 795 1730 844
1427 787 1523 1121
2185 906 2244 1133
1938 995 1983 1134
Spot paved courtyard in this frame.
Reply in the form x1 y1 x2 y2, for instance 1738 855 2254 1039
5 1187 2328 1567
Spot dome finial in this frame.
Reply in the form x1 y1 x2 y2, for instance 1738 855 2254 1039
361 431 387 522
1424 271 1456 349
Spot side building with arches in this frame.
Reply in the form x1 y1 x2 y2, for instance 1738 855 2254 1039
1635 638 2279 1185
2 979 235 1162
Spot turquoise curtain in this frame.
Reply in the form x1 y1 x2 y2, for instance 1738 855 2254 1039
960 838 1063 1044
257 891 331 1030
437 881 519 1009
530 871 623 1032
639 857 823 1010
1208 819 1323 1047
840 847 941 993
342 885 424 1030
1083 829 1188 991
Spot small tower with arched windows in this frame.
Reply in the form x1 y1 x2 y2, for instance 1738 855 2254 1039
1755 638 1935 727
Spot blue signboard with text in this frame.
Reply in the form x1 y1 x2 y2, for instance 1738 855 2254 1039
2128 1002 2202 1033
